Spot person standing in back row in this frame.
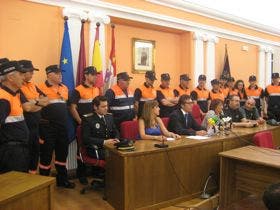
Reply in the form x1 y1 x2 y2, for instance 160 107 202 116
19 60 49 174
134 71 157 118
0 61 30 173
38 65 75 189
157 73 179 117
105 72 135 130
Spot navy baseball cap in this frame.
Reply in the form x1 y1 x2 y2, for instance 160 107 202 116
0 61 25 76
18 60 39 72
46 65 61 74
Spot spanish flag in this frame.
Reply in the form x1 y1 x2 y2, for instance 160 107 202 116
92 22 103 88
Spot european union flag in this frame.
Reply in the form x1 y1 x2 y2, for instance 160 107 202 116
60 19 75 142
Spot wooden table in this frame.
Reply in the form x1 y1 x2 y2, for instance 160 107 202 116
0 171 55 210
219 145 280 208
105 124 280 210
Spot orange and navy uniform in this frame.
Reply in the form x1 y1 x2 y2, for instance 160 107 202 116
220 86 229 99
174 85 191 96
237 91 247 107
134 83 157 117
20 81 45 173
265 83 280 121
157 85 179 117
191 87 210 113
105 84 135 129
37 81 69 177
0 85 29 172
245 85 264 112
209 89 225 102
69 83 100 116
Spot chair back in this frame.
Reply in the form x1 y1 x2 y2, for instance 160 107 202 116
192 104 202 125
162 117 170 128
253 131 274 149
120 120 139 140
76 125 105 168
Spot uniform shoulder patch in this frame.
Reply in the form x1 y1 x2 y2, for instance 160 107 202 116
83 113 93 118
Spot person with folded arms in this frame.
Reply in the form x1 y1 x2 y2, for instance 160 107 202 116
138 100 180 141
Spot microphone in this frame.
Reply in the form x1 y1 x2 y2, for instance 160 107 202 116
207 111 220 136
154 135 168 148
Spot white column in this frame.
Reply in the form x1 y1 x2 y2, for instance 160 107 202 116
265 47 273 86
258 46 266 88
88 12 110 77
193 32 206 87
205 35 219 89
63 8 88 84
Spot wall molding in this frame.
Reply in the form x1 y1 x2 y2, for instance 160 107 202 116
27 0 280 48
147 0 280 37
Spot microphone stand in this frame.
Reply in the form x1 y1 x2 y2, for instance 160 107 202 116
154 135 168 148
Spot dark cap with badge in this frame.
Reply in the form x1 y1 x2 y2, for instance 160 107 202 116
211 79 220 85
117 72 133 81
0 58 9 65
249 75 256 81
198 74 206 81
0 61 25 76
161 73 170 81
46 65 61 74
145 71 157 81
180 74 191 81
18 60 39 72
272 72 279 79
84 66 99 75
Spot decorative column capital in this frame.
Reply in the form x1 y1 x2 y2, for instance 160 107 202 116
62 8 88 20
193 31 207 41
259 45 274 53
88 11 110 25
206 34 219 44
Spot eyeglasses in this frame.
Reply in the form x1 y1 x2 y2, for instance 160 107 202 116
185 101 194 105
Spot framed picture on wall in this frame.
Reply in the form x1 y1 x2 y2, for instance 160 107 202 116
132 38 155 73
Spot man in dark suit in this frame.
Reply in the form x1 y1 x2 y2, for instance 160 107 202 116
168 94 207 136
82 96 120 160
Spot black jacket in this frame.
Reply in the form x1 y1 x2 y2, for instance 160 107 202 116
168 109 205 135
81 112 119 148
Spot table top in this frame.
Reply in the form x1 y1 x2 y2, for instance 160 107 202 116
0 171 55 204
105 124 279 157
219 145 280 168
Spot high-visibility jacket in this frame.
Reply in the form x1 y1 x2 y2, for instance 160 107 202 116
245 85 263 110
191 87 209 113
0 87 29 144
110 85 134 112
265 84 280 109
157 86 178 117
220 86 229 98
209 90 225 101
21 82 40 102
38 81 68 125
138 84 156 102
75 84 100 116
175 85 191 96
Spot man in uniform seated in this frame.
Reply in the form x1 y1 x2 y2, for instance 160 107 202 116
82 96 119 160
223 95 256 127
240 98 265 124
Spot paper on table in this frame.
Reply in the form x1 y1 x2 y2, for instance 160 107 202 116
186 136 210 140
166 137 175 141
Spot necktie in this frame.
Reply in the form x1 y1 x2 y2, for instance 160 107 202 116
101 116 106 125
185 113 188 127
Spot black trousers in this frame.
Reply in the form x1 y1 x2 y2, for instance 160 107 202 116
268 108 280 122
0 143 29 173
27 123 40 172
39 122 69 179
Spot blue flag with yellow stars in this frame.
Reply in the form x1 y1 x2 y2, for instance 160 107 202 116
60 19 75 142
